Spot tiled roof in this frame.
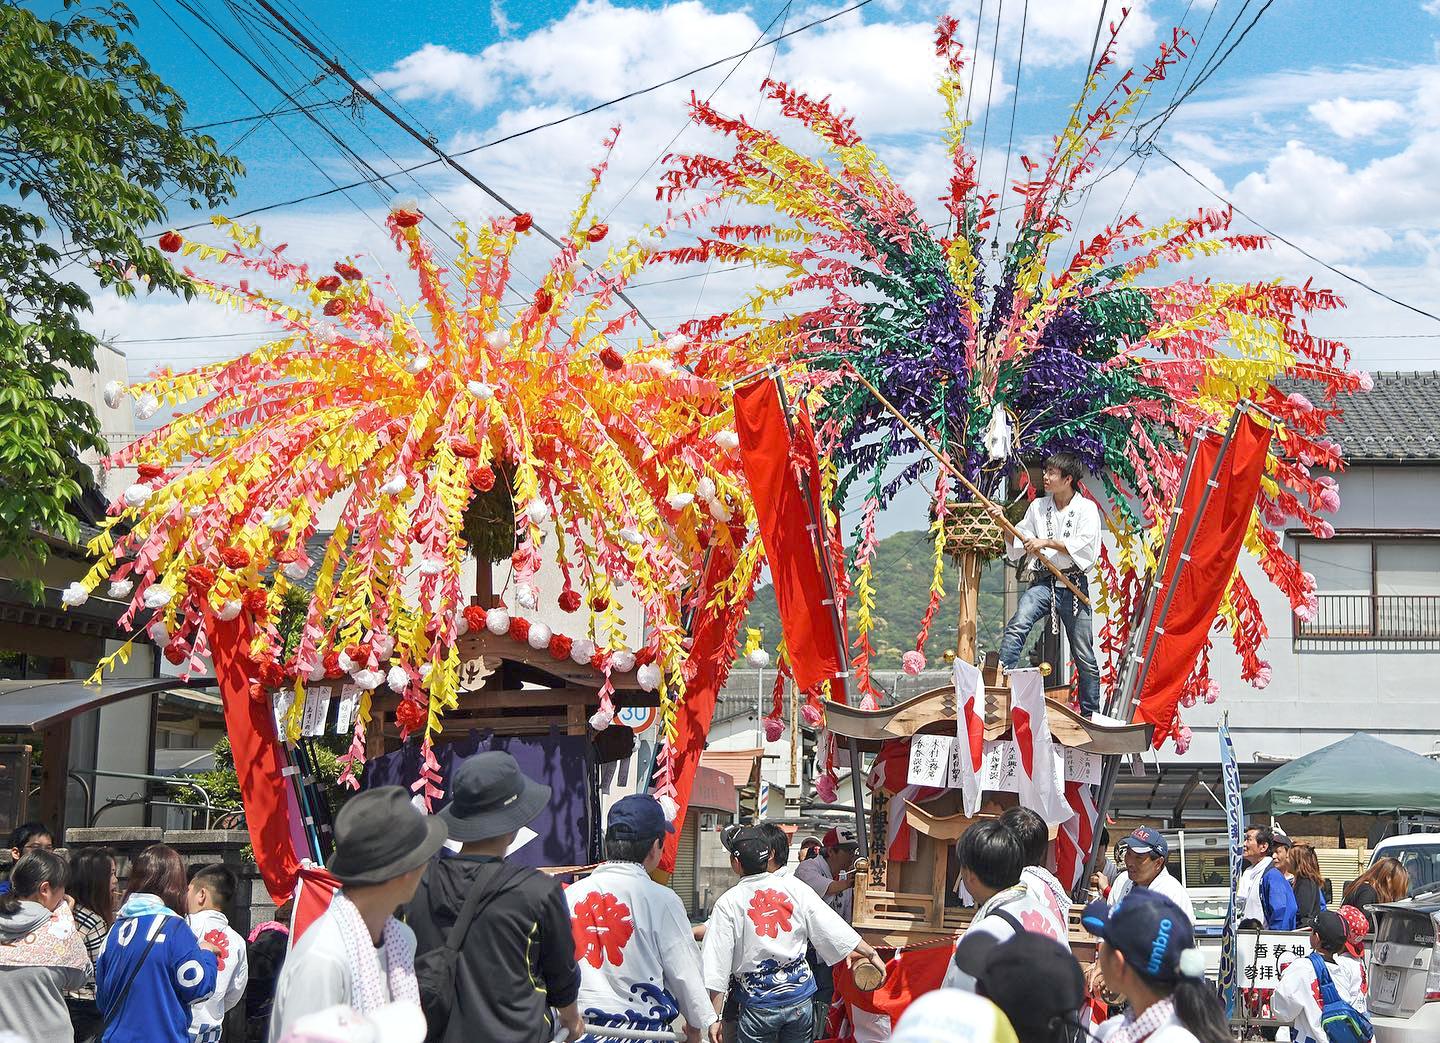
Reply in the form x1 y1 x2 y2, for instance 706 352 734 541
1312 371 1440 463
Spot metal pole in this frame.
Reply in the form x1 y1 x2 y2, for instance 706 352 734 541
771 375 870 863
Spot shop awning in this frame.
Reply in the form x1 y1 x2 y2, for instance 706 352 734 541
700 748 764 790
0 676 217 731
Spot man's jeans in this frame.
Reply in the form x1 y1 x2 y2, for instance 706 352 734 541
736 998 814 1043
997 573 1100 715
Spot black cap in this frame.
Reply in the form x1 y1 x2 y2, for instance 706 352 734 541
438 751 551 842
969 932 1085 1039
1314 909 1347 953
727 825 772 869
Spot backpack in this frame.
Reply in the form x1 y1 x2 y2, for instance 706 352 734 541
415 862 528 1043
1307 953 1374 1043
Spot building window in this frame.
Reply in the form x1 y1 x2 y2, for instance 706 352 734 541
1296 536 1440 640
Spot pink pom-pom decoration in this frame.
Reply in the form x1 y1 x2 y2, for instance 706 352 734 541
901 650 926 676
1174 724 1194 755
589 707 615 731
1254 663 1272 689
814 773 838 803
1295 601 1316 622
1357 370 1374 391
1205 680 1220 704
1181 691 1197 708
1314 520 1336 539
1286 392 1314 413
1317 486 1340 512
800 703 823 726
763 716 784 742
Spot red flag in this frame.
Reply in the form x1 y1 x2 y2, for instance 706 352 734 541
734 378 843 690
1137 414 1272 745
290 863 342 943
1053 780 1099 891
832 943 953 1037
658 524 752 875
205 607 306 903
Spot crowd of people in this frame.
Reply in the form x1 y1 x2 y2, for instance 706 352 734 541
0 772 1399 1043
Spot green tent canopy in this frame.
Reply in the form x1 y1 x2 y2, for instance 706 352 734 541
1243 732 1440 816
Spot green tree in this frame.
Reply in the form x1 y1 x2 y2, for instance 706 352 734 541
0 1 241 592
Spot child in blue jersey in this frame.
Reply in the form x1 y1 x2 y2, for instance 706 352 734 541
97 845 219 1042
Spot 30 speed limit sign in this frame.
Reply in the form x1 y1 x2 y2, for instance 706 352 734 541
615 704 657 731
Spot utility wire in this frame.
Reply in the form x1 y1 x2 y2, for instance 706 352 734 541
185 96 350 131
975 0 1007 188
996 0 1029 205
1153 146 1440 326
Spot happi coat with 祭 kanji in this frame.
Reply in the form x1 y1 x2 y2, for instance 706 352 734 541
701 872 861 1009
565 862 715 1039
186 908 249 1043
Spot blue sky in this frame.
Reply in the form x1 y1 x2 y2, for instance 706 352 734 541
83 0 1440 459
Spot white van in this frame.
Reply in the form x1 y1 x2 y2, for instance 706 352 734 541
1363 835 1440 1042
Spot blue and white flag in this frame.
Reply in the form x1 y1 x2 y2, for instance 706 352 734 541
1218 714 1245 1017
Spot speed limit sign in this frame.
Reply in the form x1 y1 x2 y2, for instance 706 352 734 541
615 704 657 732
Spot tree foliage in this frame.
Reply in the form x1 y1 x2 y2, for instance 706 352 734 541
0 1 241 590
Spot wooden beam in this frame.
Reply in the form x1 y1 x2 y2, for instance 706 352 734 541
38 722 71 838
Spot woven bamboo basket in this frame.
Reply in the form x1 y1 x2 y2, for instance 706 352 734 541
942 501 1007 560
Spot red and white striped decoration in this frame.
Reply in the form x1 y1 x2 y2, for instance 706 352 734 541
1053 779 1100 892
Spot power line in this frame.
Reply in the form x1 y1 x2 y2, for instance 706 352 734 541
161 0 875 237
997 0 1029 205
184 95 350 130
1152 145 1440 327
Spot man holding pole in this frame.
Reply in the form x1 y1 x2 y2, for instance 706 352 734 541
987 453 1102 717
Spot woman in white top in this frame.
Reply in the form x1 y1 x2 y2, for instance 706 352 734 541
1082 889 1231 1043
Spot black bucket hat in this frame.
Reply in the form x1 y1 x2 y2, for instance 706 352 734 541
328 786 448 886
439 750 551 842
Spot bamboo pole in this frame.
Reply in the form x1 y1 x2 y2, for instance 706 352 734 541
844 366 1092 609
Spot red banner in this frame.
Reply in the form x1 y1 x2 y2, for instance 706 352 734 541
205 608 306 902
831 942 954 1039
658 523 753 875
734 378 843 691
1137 414 1272 745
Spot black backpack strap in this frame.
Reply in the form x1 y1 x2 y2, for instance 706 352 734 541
442 862 529 952
100 916 165 1029
990 907 1025 935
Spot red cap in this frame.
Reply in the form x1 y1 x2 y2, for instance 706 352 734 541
822 826 858 850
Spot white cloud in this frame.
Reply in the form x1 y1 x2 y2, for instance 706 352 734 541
1307 97 1405 139
490 0 514 37
374 44 495 108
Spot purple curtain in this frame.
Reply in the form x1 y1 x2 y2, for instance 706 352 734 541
362 728 595 869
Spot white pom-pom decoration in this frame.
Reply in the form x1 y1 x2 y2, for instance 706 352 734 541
282 562 309 581
525 499 551 524
380 475 407 496
307 657 326 682
618 527 642 545
405 354 430 375
456 613 470 637
666 492 694 510
338 651 357 674
389 195 420 214
418 558 444 576
715 430 740 451
664 333 688 352
123 484 151 508
61 582 89 607
609 649 636 674
147 619 169 644
589 707 615 731
264 511 291 533
420 663 434 683
218 600 242 622
571 637 596 665
642 227 666 248
386 665 410 694
636 662 661 691
371 632 396 659
108 579 134 600
134 393 160 420
708 498 733 522
484 329 508 350
142 585 173 609
656 795 679 822
648 358 675 376
467 380 496 400
747 648 771 668
696 476 717 500
103 381 125 409
516 583 539 611
485 608 510 636
527 622 552 650
353 668 385 691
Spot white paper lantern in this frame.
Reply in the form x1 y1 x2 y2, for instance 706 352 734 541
570 637 596 666
527 622 553 650
103 380 125 409
134 393 160 420
107 579 134 600
636 662 661 691
610 649 636 674
61 582 89 608
485 608 510 635
386 665 411 694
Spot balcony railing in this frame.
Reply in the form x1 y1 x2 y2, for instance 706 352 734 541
1297 594 1440 641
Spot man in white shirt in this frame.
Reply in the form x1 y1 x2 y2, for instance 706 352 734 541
566 795 715 1043
987 452 1103 717
701 826 884 1043
186 864 249 1043
1106 827 1195 925
1272 910 1367 1043
793 826 858 920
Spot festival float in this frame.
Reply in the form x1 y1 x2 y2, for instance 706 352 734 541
74 133 772 895
661 9 1365 1023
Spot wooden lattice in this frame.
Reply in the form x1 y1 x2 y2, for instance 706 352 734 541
942 501 1007 560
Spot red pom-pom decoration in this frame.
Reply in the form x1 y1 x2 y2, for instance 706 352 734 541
334 262 362 280
258 660 286 689
508 617 530 643
534 288 553 314
585 223 608 243
274 547 301 564
315 275 341 293
635 647 656 667
323 650 342 679
558 589 582 613
589 593 610 612
462 605 488 631
599 347 624 371
158 231 183 253
452 439 480 459
513 213 533 233
392 209 422 228
186 565 216 593
242 587 269 614
549 634 573 661
220 546 251 569
471 465 496 492
322 298 347 316
395 698 427 733
164 642 189 665
137 463 165 480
